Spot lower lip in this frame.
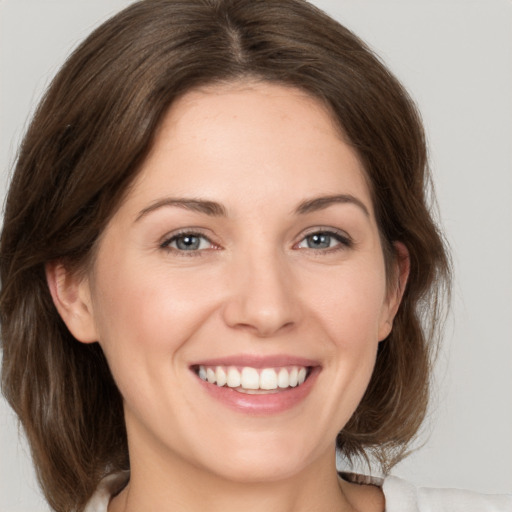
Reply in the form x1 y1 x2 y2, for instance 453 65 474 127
194 368 319 415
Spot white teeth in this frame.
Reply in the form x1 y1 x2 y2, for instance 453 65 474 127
289 367 298 387
260 368 278 390
237 388 280 395
206 367 216 384
278 368 289 388
197 365 309 391
227 367 241 388
241 367 259 389
215 366 227 387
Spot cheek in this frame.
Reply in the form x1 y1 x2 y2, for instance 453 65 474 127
88 258 218 434
305 260 389 345
88 250 213 376
308 258 388 388
290 261 388 434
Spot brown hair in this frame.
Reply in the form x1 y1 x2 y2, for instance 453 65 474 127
0 1 450 510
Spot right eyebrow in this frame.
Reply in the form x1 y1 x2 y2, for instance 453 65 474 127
135 197 227 222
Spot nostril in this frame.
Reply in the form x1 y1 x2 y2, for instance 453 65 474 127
221 270 300 337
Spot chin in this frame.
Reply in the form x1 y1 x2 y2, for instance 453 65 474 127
202 453 308 484
191 429 329 484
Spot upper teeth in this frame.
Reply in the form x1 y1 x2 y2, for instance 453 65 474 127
197 365 308 391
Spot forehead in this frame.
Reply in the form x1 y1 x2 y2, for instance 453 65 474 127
160 80 343 140
125 80 373 217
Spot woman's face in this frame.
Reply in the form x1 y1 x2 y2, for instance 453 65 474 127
61 82 404 482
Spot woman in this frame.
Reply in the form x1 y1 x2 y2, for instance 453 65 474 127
0 1 510 511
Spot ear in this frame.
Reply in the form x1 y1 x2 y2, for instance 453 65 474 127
46 262 98 343
378 241 410 341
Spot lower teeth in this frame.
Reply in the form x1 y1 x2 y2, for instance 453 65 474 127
235 387 282 394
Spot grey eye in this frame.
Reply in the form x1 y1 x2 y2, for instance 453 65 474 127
297 230 352 251
305 233 332 249
298 232 339 249
175 235 202 250
164 233 212 251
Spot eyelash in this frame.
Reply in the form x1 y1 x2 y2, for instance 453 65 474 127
160 228 352 255
160 230 217 256
295 229 353 252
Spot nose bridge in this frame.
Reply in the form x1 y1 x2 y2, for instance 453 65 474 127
222 240 299 337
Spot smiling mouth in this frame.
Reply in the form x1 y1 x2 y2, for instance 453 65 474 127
193 365 312 394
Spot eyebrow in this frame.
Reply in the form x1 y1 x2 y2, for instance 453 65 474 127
294 194 370 217
135 193 370 222
136 198 227 221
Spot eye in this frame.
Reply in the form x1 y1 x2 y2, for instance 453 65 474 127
161 232 214 252
296 230 351 250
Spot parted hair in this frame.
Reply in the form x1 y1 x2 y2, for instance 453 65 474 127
0 1 450 511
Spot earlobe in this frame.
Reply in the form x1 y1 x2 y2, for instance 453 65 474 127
378 241 410 341
46 262 98 343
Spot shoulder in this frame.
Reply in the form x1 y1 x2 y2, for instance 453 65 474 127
84 472 129 512
382 475 512 512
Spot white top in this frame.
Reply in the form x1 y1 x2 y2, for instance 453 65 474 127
84 472 512 512
382 476 512 512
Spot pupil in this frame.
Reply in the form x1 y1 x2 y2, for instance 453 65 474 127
177 235 199 250
308 233 330 249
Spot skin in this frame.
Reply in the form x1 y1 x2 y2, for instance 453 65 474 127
48 81 408 512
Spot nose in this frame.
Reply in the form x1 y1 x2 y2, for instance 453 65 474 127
222 248 300 338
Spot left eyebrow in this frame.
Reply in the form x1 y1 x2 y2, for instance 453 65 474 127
294 194 370 217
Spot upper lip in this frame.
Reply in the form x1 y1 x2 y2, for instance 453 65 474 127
189 354 320 369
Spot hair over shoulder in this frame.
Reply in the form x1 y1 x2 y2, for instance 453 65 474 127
0 1 451 511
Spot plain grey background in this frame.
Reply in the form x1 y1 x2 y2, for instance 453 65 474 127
1 1 511 511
